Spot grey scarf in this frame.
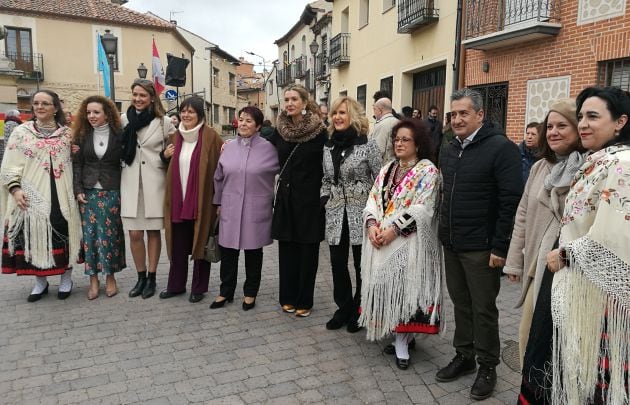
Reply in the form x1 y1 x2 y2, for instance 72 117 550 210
543 150 584 190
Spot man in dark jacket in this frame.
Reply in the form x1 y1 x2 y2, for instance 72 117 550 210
425 104 444 159
436 88 523 401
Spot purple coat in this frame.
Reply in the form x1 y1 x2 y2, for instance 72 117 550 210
213 134 280 249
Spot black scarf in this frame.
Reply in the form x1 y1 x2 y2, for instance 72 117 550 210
121 106 156 165
329 127 359 184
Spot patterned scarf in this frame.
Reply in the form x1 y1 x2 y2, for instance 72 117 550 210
276 110 325 143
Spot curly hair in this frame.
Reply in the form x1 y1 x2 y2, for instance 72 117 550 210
328 96 369 136
390 119 436 164
72 95 121 144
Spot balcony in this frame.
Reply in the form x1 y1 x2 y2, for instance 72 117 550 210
315 54 328 79
463 0 561 50
329 33 350 68
290 56 307 79
2 51 44 80
277 67 293 87
397 0 439 34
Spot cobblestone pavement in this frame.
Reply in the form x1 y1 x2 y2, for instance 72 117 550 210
0 238 522 404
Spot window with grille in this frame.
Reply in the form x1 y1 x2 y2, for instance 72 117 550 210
357 84 367 110
380 76 393 100
598 58 630 91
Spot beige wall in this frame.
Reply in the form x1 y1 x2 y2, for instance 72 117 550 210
330 0 457 117
0 14 193 115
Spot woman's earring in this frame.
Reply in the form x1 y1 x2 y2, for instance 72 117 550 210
301 109 306 116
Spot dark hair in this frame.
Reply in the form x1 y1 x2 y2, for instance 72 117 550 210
445 112 452 123
401 106 413 118
526 121 540 130
169 112 181 122
576 86 630 147
262 120 272 127
373 90 391 102
130 79 166 117
179 96 206 122
31 89 66 126
390 119 436 164
428 105 438 112
239 106 264 127
538 112 585 163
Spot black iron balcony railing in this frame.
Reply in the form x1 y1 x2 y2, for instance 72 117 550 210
315 54 328 78
290 56 307 79
2 51 44 81
465 0 560 39
277 67 293 87
398 0 439 33
304 69 313 92
329 33 350 68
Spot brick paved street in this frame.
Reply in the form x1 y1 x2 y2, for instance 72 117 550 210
0 238 521 404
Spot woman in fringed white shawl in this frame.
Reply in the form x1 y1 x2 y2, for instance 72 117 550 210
360 119 443 370
547 86 630 405
0 90 81 301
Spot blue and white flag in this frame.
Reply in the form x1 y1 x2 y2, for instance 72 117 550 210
97 33 111 98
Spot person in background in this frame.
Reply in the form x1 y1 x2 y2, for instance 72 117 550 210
425 105 444 158
371 98 399 163
72 95 126 299
412 108 421 119
268 84 327 318
319 103 330 127
120 79 176 299
373 90 400 119
169 113 181 129
160 96 223 304
260 119 275 141
1 109 22 165
1 90 81 301
321 96 381 332
231 116 238 136
519 122 542 183
360 119 443 370
212 106 278 310
401 106 413 119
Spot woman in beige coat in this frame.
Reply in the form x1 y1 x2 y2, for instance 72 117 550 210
120 79 176 299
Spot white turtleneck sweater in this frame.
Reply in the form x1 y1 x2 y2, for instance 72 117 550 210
92 123 110 189
178 121 203 199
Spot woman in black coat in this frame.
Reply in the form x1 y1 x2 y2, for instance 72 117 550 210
269 84 327 318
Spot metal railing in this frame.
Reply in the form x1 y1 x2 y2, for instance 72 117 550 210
277 67 293 87
315 54 328 78
290 56 307 79
465 0 560 39
1 51 44 81
397 0 439 33
329 33 350 67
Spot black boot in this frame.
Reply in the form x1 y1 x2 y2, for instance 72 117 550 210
142 272 156 299
129 271 147 298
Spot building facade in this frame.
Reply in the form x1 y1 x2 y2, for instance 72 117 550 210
463 0 630 142
327 0 458 121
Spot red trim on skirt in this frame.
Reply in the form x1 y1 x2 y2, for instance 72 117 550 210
2 237 69 276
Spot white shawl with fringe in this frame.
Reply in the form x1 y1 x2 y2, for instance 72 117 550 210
359 159 443 341
0 121 81 269
552 145 630 404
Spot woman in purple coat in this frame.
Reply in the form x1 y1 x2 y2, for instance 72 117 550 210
211 106 280 310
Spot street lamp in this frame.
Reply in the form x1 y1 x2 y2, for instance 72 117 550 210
309 38 319 97
137 62 147 79
100 29 117 101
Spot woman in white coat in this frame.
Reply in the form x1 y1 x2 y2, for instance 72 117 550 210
120 79 176 299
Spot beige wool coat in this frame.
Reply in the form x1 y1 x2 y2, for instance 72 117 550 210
504 159 569 310
164 125 223 260
120 115 176 220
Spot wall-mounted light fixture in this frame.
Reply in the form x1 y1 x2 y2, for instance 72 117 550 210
482 60 489 73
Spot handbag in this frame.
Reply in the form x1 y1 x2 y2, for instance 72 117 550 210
273 144 300 208
204 217 221 263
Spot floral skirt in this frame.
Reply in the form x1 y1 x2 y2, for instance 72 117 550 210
80 189 126 275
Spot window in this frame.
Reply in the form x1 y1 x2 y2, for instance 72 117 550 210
229 73 236 95
413 66 446 120
213 104 220 125
341 7 350 32
268 79 274 95
339 90 348 97
359 0 370 28
598 58 630 91
213 68 220 87
383 0 395 11
357 85 367 110
380 76 393 100
5 27 34 72
470 83 509 132
301 35 307 56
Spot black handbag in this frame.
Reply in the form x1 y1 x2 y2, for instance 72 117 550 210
204 218 221 263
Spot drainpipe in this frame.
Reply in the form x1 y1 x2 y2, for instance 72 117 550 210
453 0 463 90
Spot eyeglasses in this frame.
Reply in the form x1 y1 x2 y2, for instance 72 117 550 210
393 137 414 144
32 101 54 107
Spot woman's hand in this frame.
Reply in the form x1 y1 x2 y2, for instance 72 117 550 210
377 226 397 247
368 226 382 249
71 144 80 155
546 248 565 273
163 144 175 159
12 189 28 211
507 275 521 283
77 193 87 204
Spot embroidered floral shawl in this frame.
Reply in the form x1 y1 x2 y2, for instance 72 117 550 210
359 159 444 340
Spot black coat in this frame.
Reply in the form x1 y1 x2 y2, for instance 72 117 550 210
72 129 123 195
270 128 327 244
438 123 523 257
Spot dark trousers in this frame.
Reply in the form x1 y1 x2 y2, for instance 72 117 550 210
166 221 210 295
219 246 263 298
328 214 362 322
443 248 501 366
278 240 319 310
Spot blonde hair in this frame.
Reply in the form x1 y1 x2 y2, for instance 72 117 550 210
283 83 319 115
328 96 369 136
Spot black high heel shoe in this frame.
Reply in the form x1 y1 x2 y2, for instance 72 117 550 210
58 281 73 300
242 297 256 311
27 282 49 302
209 296 233 309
